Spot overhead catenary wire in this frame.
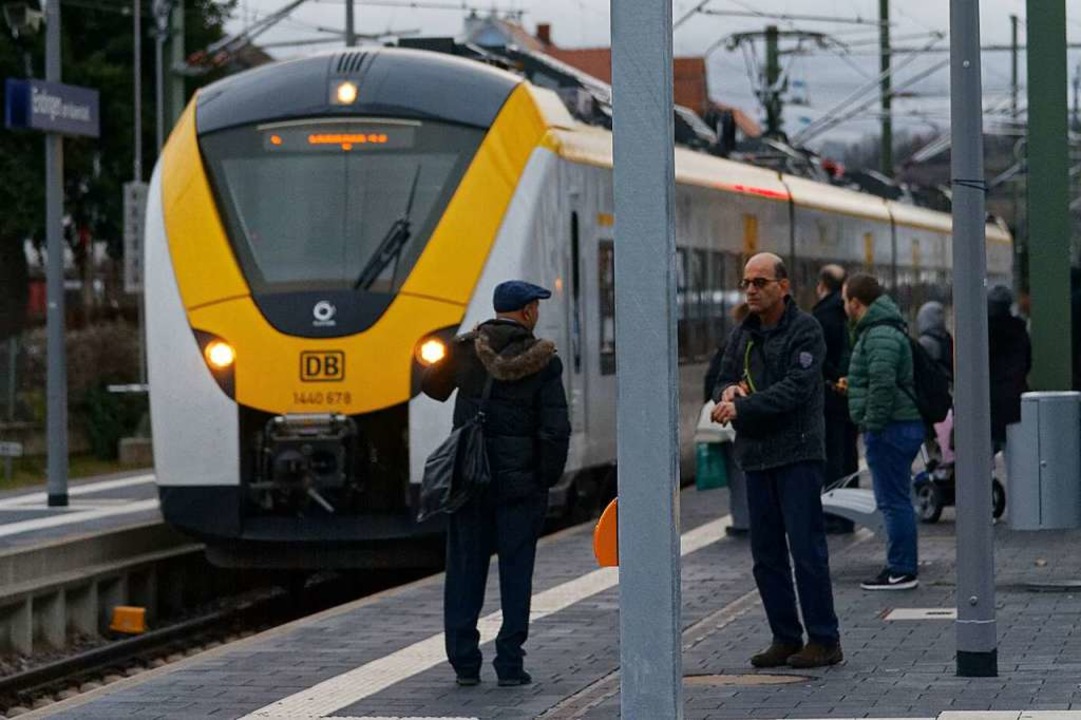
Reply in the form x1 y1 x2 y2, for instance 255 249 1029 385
794 57 950 144
791 33 946 143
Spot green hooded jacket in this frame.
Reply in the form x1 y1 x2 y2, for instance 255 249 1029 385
846 295 921 432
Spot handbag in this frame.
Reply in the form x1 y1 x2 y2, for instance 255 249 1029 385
416 375 494 522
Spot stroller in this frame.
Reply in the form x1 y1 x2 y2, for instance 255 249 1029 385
911 410 1006 523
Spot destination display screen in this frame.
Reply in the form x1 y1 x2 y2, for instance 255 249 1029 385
261 123 417 153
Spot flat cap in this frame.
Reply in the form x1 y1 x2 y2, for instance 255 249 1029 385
493 280 552 312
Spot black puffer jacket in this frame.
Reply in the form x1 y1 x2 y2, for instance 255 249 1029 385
713 296 826 472
988 305 1031 443
421 319 570 502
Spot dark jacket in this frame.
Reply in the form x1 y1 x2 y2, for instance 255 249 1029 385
847 295 921 432
421 319 571 501
916 301 954 385
812 290 851 419
713 296 826 472
988 308 1031 443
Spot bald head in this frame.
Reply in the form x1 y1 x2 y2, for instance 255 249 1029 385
745 253 788 280
741 253 790 323
817 263 846 298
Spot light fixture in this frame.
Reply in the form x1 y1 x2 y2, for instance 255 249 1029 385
417 338 447 366
335 81 358 105
204 340 236 370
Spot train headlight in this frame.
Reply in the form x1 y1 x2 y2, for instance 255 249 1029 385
334 81 358 105
205 340 236 370
193 330 237 399
417 338 447 366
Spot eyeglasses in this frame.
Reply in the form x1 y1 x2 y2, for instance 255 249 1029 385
738 277 780 291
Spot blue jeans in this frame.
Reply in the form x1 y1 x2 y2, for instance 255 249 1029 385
745 461 840 646
864 420 924 576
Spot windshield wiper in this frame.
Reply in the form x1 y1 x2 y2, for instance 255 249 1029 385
352 165 422 291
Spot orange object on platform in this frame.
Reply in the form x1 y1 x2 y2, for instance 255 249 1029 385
593 498 619 567
109 606 147 634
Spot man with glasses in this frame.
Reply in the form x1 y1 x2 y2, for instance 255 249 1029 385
711 253 842 669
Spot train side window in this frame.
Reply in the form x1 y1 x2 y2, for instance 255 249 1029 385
570 212 582 373
598 240 616 376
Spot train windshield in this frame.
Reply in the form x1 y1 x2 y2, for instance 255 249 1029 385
199 119 484 294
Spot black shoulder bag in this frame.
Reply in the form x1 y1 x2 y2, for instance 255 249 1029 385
416 375 494 522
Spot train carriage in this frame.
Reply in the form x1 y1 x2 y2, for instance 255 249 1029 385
146 47 1011 568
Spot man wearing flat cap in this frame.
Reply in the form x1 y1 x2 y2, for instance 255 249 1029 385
422 280 570 688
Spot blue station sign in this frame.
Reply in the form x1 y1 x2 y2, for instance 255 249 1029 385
4 78 100 138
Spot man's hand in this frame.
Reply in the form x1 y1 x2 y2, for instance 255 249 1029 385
710 401 738 425
720 383 747 403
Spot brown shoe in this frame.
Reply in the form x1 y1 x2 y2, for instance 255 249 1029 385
750 642 803 668
787 642 843 668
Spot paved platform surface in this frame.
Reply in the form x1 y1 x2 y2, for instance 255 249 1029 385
0 471 159 550
25 484 1081 720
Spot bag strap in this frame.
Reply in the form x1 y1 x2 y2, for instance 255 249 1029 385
476 374 494 421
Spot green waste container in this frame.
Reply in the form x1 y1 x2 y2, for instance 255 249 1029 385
695 442 727 490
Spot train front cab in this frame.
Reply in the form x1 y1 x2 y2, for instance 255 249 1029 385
146 49 573 567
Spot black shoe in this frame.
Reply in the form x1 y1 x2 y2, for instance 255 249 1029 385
497 670 532 687
455 674 480 687
725 526 749 537
860 568 918 590
787 642 844 669
750 641 803 668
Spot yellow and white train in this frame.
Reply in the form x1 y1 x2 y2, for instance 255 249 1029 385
145 47 1012 568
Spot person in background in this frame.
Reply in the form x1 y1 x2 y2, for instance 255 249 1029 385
843 273 923 591
916 301 954 387
987 285 1031 454
812 265 859 528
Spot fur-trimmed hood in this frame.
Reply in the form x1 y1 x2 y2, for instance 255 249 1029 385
458 320 557 382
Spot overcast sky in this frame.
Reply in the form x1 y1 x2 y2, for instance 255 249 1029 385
225 0 1081 151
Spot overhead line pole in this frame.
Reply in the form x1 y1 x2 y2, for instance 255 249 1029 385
1026 0 1072 391
879 0 892 176
345 0 355 45
1010 14 1023 291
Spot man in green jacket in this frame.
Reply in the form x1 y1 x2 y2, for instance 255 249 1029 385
843 274 923 590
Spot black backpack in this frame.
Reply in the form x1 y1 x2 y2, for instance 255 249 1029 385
867 320 952 425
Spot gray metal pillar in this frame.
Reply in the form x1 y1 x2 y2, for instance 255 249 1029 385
134 0 143 183
611 0 682 716
949 0 996 677
153 0 168 152
45 0 69 508
134 0 146 385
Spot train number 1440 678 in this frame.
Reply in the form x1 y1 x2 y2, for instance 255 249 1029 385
292 391 353 406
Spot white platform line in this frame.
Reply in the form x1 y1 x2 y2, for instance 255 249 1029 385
240 515 732 720
326 713 479 717
0 474 155 509
0 498 160 538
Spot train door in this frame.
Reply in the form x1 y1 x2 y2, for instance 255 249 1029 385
566 205 587 435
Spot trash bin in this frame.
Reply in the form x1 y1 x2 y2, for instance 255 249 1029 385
1006 391 1081 530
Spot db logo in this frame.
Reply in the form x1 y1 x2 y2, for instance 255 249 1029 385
300 351 346 382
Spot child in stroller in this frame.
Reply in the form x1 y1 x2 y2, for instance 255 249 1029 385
911 409 1006 523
